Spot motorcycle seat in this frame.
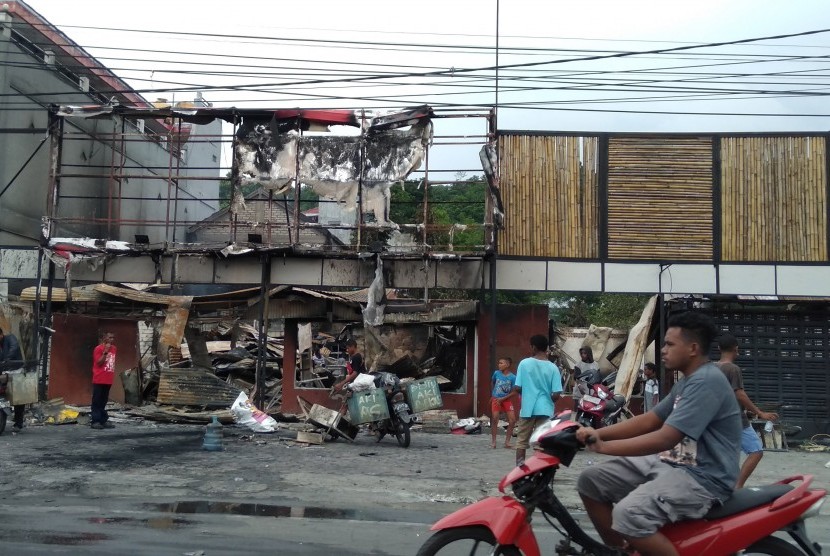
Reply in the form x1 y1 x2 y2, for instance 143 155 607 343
704 483 794 520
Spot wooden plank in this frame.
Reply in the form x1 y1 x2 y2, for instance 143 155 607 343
296 396 313 421
296 431 324 445
308 403 340 429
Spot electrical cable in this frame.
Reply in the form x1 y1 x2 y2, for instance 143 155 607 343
3 26 829 97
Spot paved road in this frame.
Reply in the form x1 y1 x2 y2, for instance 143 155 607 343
0 419 827 554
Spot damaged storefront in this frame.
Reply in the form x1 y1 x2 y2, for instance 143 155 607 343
16 277 552 428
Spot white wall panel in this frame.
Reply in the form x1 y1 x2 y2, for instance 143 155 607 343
777 266 830 297
103 256 159 283
434 258 484 290
213 257 262 284
0 249 42 279
273 258 326 286
494 259 547 290
659 264 717 295
386 260 427 289
548 262 602 291
604 263 661 293
174 255 213 284
719 265 776 295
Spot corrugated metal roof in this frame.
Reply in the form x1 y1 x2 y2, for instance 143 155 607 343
157 367 240 408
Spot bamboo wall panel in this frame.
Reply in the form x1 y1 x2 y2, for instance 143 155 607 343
721 137 827 262
607 137 713 260
498 135 599 258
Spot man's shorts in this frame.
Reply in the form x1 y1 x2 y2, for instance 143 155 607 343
515 416 549 450
491 397 515 414
741 425 764 454
576 455 718 538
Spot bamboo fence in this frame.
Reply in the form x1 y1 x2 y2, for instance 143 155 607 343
607 136 713 261
498 135 599 258
720 137 827 262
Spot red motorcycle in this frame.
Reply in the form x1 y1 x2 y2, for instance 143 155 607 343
417 417 826 556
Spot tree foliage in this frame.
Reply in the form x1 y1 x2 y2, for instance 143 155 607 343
389 176 486 250
549 293 651 329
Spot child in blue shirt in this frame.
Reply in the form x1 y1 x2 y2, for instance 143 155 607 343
490 357 517 449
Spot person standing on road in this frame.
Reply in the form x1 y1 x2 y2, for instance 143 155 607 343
90 331 116 430
715 334 778 488
513 334 562 465
490 356 517 449
575 312 741 556
642 362 660 413
0 327 26 432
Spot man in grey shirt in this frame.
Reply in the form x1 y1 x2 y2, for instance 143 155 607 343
576 312 741 556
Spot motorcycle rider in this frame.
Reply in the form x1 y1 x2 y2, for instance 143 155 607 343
576 311 741 556
0 327 26 432
333 338 366 392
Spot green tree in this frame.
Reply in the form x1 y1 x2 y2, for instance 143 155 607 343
549 293 650 329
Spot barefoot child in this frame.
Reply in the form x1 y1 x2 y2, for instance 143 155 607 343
490 357 517 448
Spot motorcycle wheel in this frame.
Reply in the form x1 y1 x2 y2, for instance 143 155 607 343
395 420 411 448
743 536 805 555
0 410 5 435
416 526 521 556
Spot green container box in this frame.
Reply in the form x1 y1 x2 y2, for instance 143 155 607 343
347 388 390 424
405 377 443 414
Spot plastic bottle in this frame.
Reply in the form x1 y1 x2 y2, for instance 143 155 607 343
202 415 224 451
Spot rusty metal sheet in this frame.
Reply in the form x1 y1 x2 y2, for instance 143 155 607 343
157 367 240 408
159 299 192 350
48 315 137 405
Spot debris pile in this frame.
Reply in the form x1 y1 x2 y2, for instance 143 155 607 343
133 321 284 423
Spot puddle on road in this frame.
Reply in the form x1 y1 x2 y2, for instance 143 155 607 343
0 531 109 546
148 501 396 522
88 516 194 529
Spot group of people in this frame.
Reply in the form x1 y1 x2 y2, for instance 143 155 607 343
0 328 117 433
487 334 564 465
487 312 779 556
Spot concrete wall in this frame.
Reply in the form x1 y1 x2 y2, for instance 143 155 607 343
0 20 220 247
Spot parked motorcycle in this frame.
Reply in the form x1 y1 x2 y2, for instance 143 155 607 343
347 371 414 448
574 369 626 429
417 416 826 556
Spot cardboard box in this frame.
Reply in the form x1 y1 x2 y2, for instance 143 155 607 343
8 371 37 405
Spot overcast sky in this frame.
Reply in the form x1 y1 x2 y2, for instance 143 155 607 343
19 0 830 132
